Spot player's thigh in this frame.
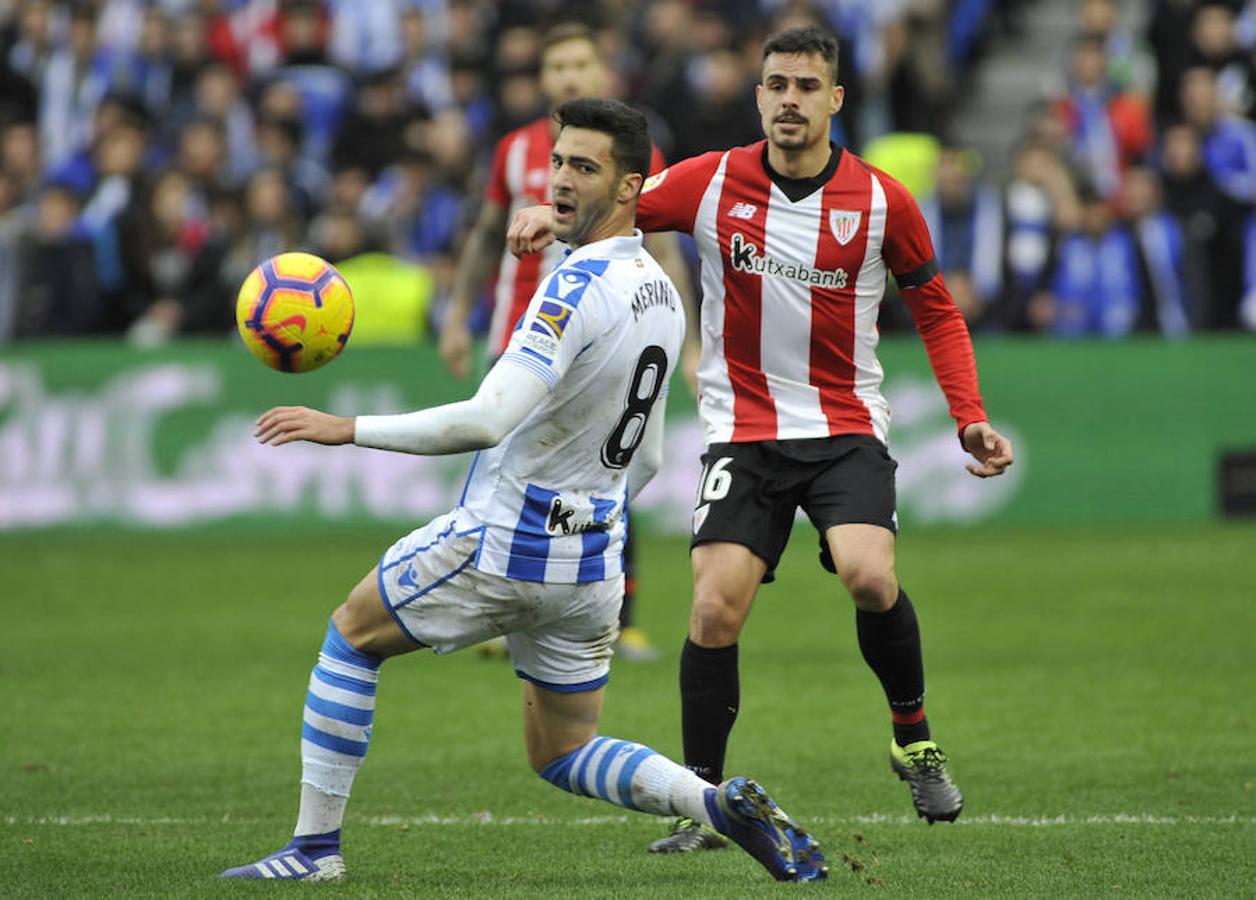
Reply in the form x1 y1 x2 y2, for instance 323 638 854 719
521 681 605 772
332 566 418 658
823 523 898 609
507 576 621 697
376 511 534 653
690 441 799 583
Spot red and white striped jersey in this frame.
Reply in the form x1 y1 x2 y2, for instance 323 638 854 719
636 140 987 445
485 116 667 356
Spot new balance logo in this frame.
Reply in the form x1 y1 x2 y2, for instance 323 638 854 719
727 202 758 219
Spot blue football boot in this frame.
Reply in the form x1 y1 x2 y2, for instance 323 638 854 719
705 777 827 882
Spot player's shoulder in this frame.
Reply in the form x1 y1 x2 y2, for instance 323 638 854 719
644 145 739 192
840 150 916 206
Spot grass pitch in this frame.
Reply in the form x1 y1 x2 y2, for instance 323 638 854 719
4 522 1255 897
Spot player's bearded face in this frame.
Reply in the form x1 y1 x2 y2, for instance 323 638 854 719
757 52 843 151
550 128 620 246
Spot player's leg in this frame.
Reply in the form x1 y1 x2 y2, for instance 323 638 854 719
653 442 795 853
524 682 826 882
813 437 962 823
615 524 659 661
222 513 482 880
221 564 422 880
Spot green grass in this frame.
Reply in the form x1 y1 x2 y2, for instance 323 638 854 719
4 523 1255 897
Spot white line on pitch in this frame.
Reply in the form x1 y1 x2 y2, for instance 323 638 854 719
4 813 1254 828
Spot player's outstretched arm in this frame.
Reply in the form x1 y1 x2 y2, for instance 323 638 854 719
506 205 557 258
254 362 551 455
961 421 1014 478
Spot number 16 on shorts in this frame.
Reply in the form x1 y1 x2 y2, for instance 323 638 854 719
693 455 733 533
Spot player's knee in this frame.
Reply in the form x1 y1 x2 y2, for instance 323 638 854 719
841 564 898 611
689 588 745 644
330 598 386 655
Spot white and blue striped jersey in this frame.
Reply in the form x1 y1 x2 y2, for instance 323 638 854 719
459 230 685 583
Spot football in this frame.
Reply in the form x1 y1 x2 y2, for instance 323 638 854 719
235 252 355 373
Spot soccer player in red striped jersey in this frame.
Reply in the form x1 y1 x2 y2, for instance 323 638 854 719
441 23 697 662
507 26 1014 851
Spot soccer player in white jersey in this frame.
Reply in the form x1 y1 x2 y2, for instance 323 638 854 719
507 28 1016 853
220 98 827 884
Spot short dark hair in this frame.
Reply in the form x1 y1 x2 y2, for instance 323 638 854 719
762 26 840 83
554 98 651 181
542 22 601 59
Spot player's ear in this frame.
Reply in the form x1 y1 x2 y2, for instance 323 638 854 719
618 171 642 204
754 82 764 115
831 84 844 116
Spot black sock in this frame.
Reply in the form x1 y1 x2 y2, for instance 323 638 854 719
679 638 739 784
856 589 931 746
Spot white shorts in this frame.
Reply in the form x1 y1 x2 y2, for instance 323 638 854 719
376 511 622 692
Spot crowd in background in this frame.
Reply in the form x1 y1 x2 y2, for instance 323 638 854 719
0 0 1251 346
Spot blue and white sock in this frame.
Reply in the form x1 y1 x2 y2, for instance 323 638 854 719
295 620 382 838
539 736 717 824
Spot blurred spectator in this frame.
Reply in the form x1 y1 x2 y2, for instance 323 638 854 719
39 6 108 172
1190 2 1256 119
329 0 406 75
1043 185 1140 338
1159 120 1247 329
399 6 453 113
2 119 45 208
671 48 761 160
1119 164 1191 336
921 146 1003 328
1077 0 1155 95
1052 34 1153 201
254 114 327 216
1179 65 1256 206
188 61 257 185
16 184 100 336
7 0 59 84
177 116 228 196
331 67 414 178
1002 139 1079 332
121 167 213 344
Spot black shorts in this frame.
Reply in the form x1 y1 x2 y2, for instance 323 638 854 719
689 434 897 582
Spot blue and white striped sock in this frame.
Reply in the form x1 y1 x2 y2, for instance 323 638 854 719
295 620 382 838
539 736 716 823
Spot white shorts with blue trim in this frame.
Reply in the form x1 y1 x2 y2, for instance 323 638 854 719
376 510 622 692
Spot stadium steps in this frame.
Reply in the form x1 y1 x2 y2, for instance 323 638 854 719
950 0 1149 178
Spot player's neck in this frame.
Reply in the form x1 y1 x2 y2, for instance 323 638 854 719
766 140 834 180
572 211 636 249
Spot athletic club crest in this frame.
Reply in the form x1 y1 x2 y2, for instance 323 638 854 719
828 209 862 246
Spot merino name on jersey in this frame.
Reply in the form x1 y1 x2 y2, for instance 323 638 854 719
630 279 678 320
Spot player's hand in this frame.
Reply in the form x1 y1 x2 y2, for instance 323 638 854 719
439 318 473 379
506 204 556 258
961 421 1014 478
255 406 355 447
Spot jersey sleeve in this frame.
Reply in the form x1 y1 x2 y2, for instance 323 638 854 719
636 151 724 235
648 144 667 175
483 132 513 208
880 173 988 435
497 262 605 389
